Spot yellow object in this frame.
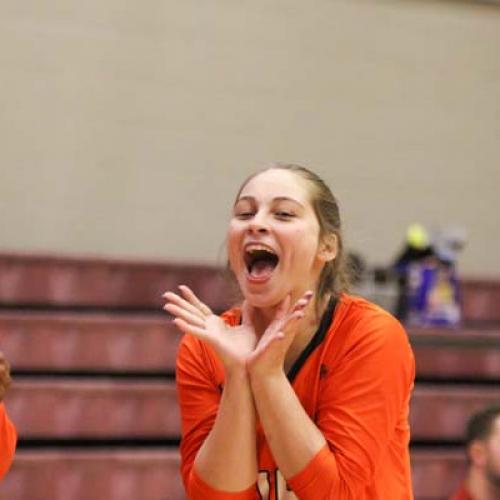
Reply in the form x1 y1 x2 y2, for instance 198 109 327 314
407 224 429 250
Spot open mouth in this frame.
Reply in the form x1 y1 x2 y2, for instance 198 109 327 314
244 245 279 280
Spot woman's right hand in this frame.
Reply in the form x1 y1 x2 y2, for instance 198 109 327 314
163 285 257 372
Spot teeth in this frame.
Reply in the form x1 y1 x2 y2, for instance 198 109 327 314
245 244 276 255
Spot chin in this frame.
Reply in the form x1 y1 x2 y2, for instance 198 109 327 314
246 296 280 310
240 284 288 309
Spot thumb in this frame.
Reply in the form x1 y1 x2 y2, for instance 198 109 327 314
241 301 254 327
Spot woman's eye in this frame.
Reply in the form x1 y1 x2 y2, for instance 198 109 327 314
235 212 254 219
275 211 295 219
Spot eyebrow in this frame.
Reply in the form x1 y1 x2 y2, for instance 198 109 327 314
235 195 305 208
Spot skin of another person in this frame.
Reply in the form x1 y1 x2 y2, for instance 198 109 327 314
0 350 16 479
465 414 500 500
163 166 414 499
0 352 11 401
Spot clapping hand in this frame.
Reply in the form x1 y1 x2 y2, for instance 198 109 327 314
246 291 313 377
163 285 258 372
164 286 313 376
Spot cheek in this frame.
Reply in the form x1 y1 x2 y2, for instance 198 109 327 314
490 441 500 464
226 224 242 266
288 229 320 262
227 222 240 245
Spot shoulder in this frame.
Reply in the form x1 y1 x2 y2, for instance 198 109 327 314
325 294 414 376
322 294 415 396
335 293 409 346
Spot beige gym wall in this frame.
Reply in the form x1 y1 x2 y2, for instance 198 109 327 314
0 0 499 276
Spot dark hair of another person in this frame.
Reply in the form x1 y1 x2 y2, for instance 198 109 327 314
235 163 351 303
465 404 500 449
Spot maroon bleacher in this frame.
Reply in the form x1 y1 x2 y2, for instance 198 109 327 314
4 379 179 438
0 252 235 311
2 380 499 443
460 279 500 323
0 449 468 500
0 450 183 500
411 328 500 380
0 252 499 500
0 312 180 372
2 314 499 379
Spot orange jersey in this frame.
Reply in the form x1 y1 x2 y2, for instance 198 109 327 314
176 294 415 499
0 402 16 480
448 484 475 500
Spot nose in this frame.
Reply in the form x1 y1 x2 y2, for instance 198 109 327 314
248 211 269 234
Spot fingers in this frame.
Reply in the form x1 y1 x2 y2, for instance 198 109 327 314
178 285 213 316
240 301 254 327
162 291 206 320
271 291 313 332
164 302 206 328
291 290 314 313
275 290 313 319
261 330 285 349
280 309 305 333
162 286 213 328
274 294 291 321
172 318 209 341
248 330 285 364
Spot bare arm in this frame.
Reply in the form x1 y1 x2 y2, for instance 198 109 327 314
247 293 324 478
193 366 257 491
250 371 326 478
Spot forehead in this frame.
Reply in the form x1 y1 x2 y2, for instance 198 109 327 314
238 169 311 204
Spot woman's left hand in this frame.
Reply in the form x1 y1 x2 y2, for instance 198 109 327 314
246 291 313 378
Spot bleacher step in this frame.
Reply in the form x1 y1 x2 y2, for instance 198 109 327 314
5 379 500 442
2 311 500 379
0 448 464 500
0 449 183 500
5 379 179 438
0 252 233 312
0 311 180 372
1 252 499 322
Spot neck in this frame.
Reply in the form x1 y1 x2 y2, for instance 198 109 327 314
466 468 500 500
252 293 329 336
251 304 280 337
252 294 331 373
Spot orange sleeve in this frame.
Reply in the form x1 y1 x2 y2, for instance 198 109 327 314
189 467 257 500
176 333 258 500
0 402 17 480
288 312 415 499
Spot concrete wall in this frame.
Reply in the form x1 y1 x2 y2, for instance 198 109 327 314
0 0 499 276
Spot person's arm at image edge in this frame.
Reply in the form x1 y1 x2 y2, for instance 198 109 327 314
0 403 16 480
0 352 16 480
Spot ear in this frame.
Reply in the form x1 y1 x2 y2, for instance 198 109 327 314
318 234 338 263
469 440 487 468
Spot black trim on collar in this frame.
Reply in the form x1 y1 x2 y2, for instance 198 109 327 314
287 296 337 383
